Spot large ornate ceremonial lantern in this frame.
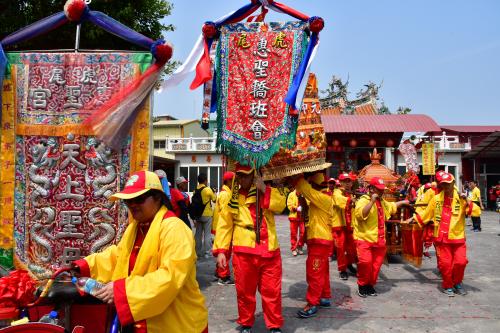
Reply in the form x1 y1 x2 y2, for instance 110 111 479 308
261 73 330 180
358 148 399 190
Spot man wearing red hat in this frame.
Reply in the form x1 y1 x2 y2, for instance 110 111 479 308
287 188 306 256
212 171 236 285
213 163 286 333
409 172 469 296
354 176 408 297
290 172 342 318
335 172 358 279
73 171 208 333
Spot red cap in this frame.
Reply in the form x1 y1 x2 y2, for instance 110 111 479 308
369 177 386 190
235 162 254 174
328 177 336 183
349 172 358 181
437 172 454 184
424 182 432 189
436 170 446 179
110 170 163 201
338 172 351 181
223 171 235 181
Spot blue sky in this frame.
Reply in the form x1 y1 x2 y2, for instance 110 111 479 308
155 0 500 125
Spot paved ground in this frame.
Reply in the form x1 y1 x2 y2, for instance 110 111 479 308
196 211 500 333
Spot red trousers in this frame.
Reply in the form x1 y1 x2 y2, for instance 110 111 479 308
356 240 386 286
333 228 357 272
216 247 232 279
306 243 331 305
289 219 305 251
423 224 434 249
232 252 283 329
435 242 468 289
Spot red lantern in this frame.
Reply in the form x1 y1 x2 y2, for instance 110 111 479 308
332 139 340 147
369 139 376 147
349 139 357 148
386 139 394 147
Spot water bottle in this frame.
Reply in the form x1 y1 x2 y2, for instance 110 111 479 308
71 277 104 296
39 310 59 325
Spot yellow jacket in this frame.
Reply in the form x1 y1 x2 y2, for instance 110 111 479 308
468 187 482 216
76 206 208 333
197 184 216 217
467 201 482 218
415 191 467 243
213 186 286 256
212 185 232 233
415 187 435 216
287 190 300 220
469 187 481 202
332 189 348 229
354 195 397 244
295 178 335 245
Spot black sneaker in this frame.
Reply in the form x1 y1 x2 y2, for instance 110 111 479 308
347 264 357 275
297 304 318 318
367 285 378 296
269 328 282 333
240 326 252 333
357 285 368 298
218 277 235 285
339 271 348 280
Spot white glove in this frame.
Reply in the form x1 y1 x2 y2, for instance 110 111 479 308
297 206 302 212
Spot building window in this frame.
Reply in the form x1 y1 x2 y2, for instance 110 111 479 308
178 166 223 192
154 140 166 149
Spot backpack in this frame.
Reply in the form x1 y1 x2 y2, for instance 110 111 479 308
189 186 208 220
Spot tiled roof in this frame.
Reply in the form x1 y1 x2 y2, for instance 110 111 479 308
321 114 441 133
322 106 342 115
321 102 377 116
354 103 377 115
440 126 500 133
153 119 199 126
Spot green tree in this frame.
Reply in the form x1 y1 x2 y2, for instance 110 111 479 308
396 106 412 114
378 102 391 114
0 0 174 52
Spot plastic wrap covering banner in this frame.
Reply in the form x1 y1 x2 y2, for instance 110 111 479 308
398 142 420 174
216 21 308 168
0 52 151 278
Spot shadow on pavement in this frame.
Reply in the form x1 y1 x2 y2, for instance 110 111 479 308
280 282 365 332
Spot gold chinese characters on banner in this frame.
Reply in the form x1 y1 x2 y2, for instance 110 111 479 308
421 143 435 175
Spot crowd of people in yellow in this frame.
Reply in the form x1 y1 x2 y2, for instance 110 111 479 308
70 165 478 333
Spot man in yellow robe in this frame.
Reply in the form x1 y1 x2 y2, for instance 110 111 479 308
213 163 286 333
73 170 208 333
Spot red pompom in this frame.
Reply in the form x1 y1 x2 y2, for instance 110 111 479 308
154 43 173 63
309 16 325 33
202 22 218 39
64 0 88 22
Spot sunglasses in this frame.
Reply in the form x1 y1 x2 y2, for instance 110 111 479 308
124 192 152 206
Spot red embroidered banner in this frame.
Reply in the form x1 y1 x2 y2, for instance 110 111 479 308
217 22 308 168
1 52 151 277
